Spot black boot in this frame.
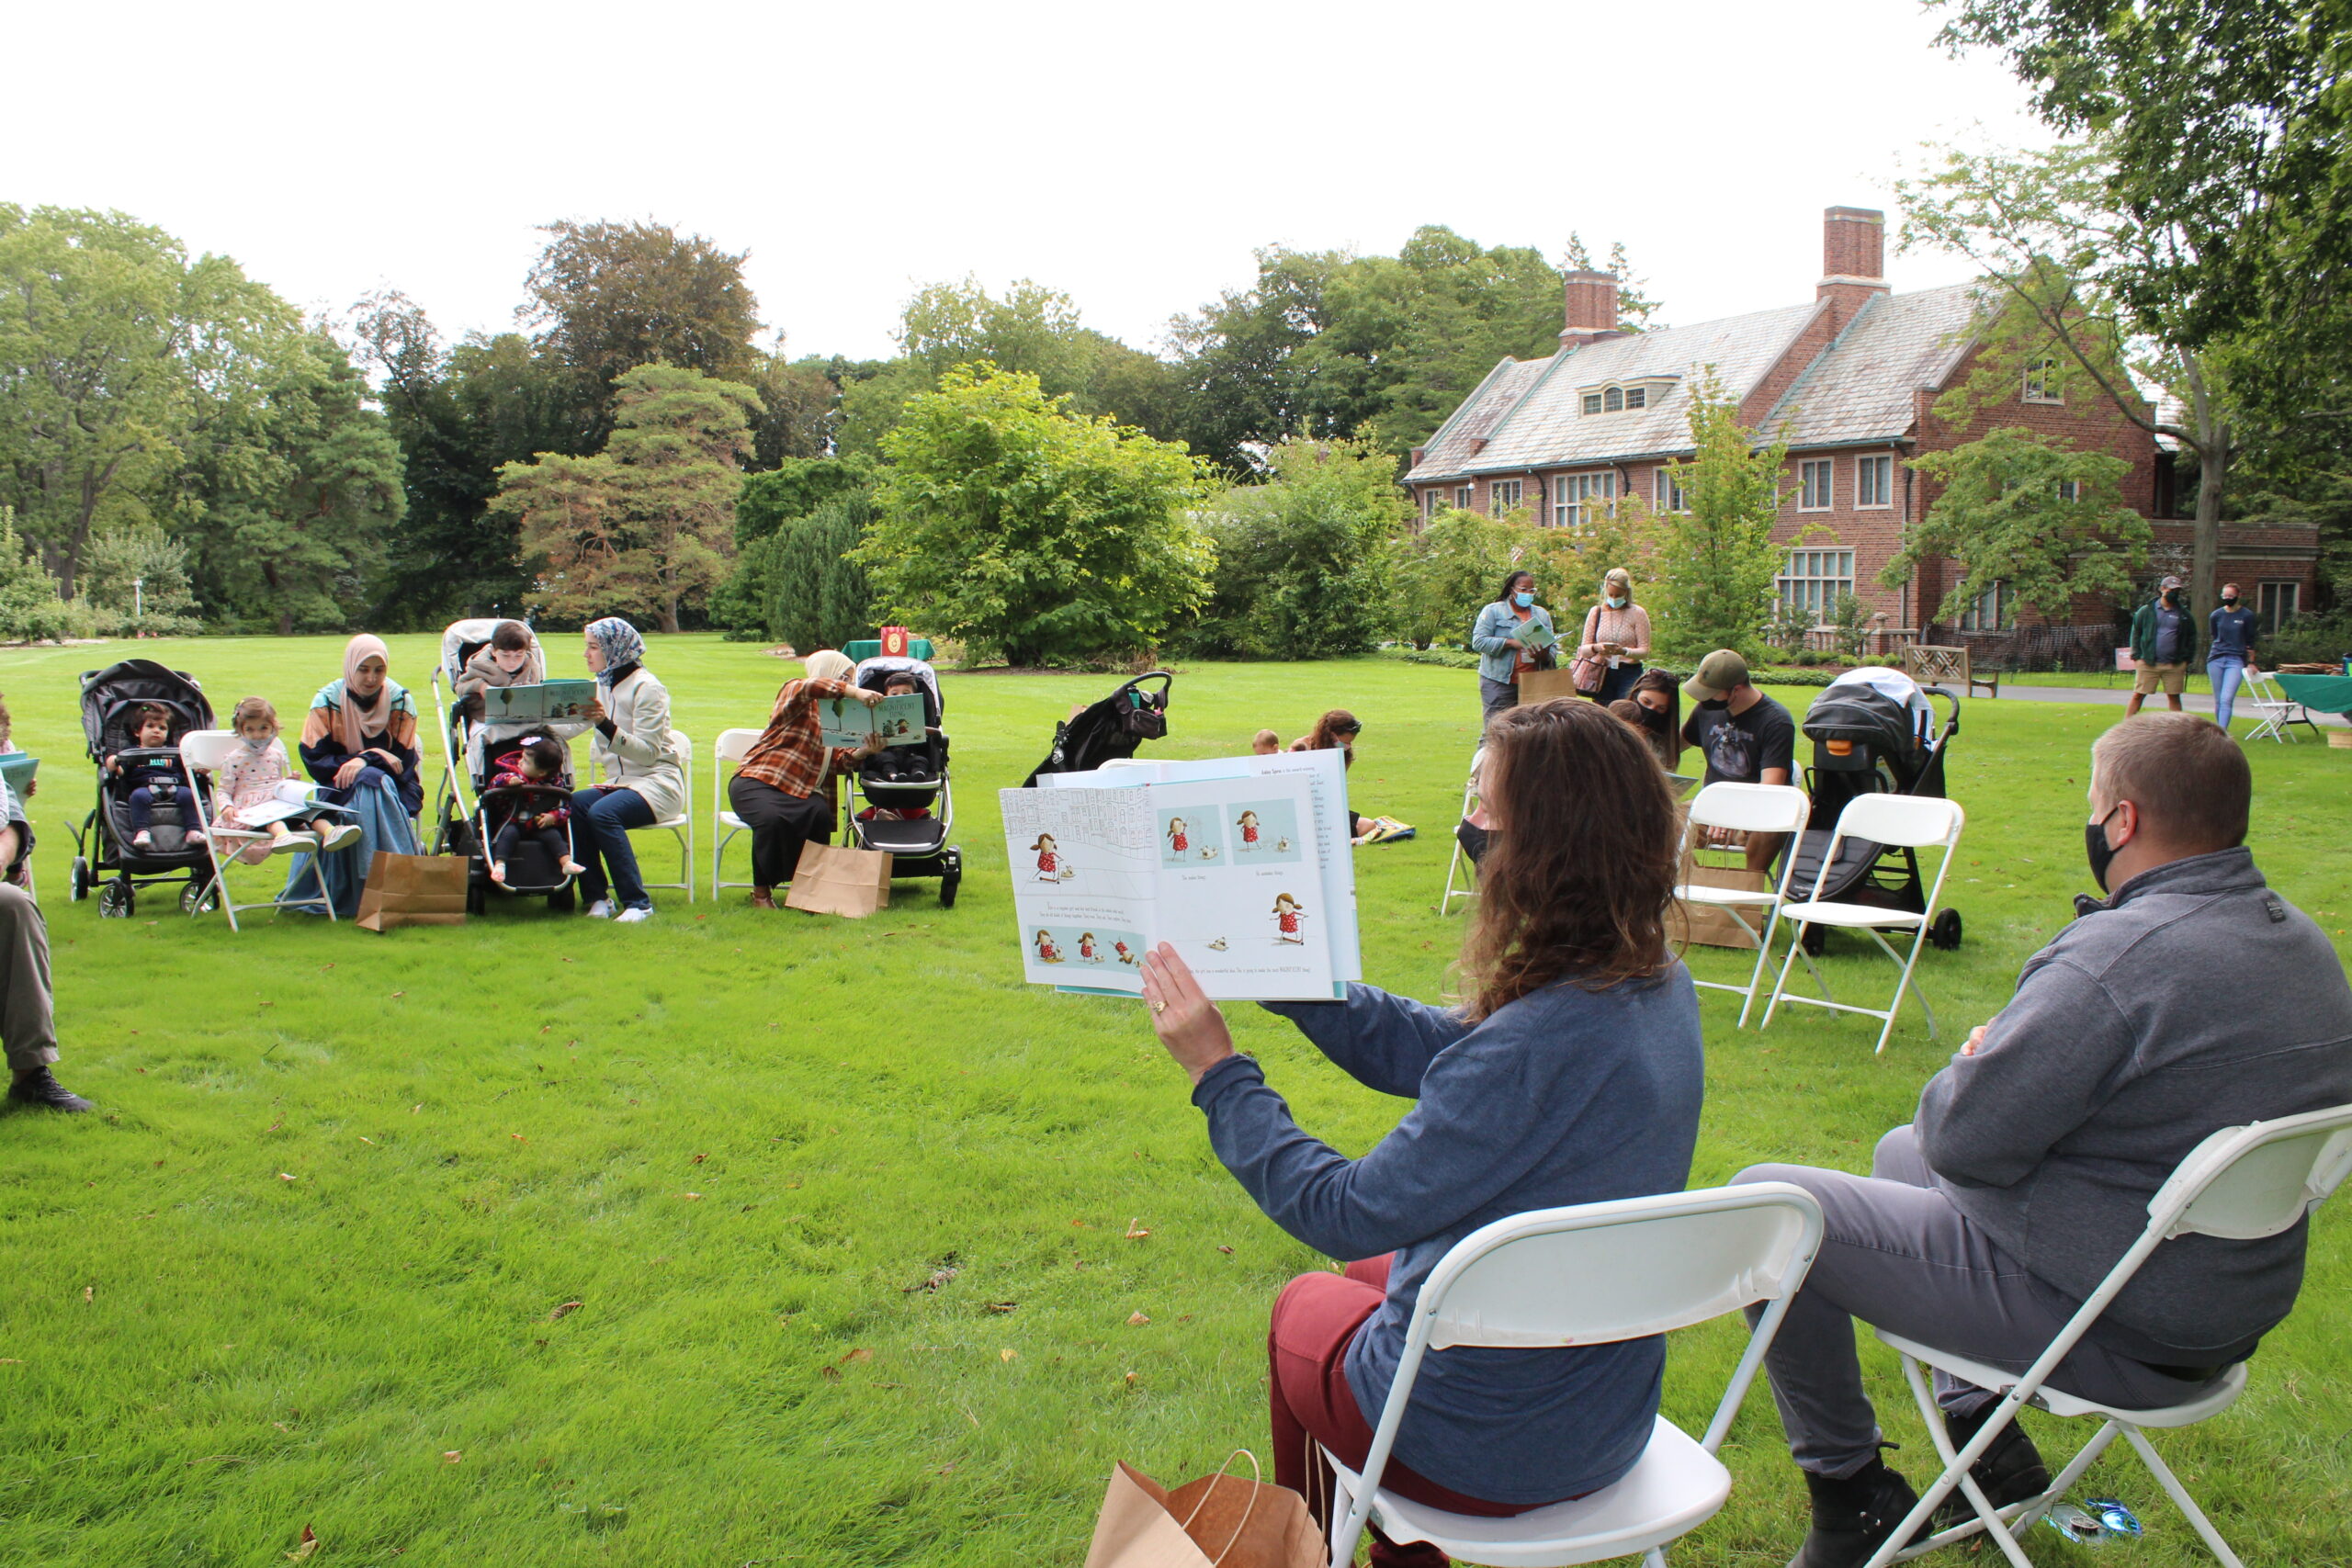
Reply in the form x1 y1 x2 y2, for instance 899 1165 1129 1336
1790 1457 1922 1568
1932 1404 2051 1527
9 1067 93 1112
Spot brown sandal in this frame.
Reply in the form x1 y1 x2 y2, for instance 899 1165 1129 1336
749 888 777 910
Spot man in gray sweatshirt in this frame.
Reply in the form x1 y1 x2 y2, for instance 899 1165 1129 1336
1739 712 2352 1568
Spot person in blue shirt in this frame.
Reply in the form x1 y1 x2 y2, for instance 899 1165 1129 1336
2206 581 2261 730
1138 698 1702 1566
1470 571 1556 727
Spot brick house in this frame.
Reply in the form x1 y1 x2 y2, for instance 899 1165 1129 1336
1403 207 2320 660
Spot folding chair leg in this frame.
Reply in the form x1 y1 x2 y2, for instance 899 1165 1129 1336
2018 1419 2124 1540
2121 1425 2246 1568
1866 927 1936 1054
1759 922 1808 1031
1734 910 1777 1029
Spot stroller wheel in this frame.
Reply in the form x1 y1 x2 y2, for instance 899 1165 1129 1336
98 880 133 919
465 879 488 917
1928 908 1962 951
939 871 960 909
182 879 218 917
1801 921 1827 957
69 856 91 902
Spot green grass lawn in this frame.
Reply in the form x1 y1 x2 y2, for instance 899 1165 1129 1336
2 637 2348 1567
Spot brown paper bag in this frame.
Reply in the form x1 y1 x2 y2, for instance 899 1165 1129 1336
1676 861 1772 950
1083 1453 1325 1568
1519 668 1583 705
782 840 894 918
354 850 469 932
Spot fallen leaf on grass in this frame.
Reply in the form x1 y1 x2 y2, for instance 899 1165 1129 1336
258 999 275 1008
1000 1348 1017 1362
359 1136 376 1145
548 1301 583 1322
273 1421 293 1432
1217 1245 1235 1255
390 991 405 998
678 1192 703 1201
277 1172 298 1182
902 1260 959 1294
1125 1372 1138 1386
690 1152 707 1165
841 1348 873 1364
0 1359 21 1365
83 1286 94 1303
1126 1311 1150 1326
510 1134 526 1142
286 1524 318 1561
1124 1219 1152 1240
984 1302 1018 1314
560 955 574 964
265 1117 284 1134
411 1104 422 1113
820 1365 841 1382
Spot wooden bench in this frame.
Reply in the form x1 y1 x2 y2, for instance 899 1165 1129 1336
1903 643 1998 699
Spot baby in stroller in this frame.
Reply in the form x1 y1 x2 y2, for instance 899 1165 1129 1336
452 620 540 722
487 738 585 886
107 705 207 853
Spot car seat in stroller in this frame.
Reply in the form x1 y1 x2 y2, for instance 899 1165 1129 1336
1022 671 1172 786
1784 666 1963 952
841 655 961 907
427 617 582 914
66 660 220 919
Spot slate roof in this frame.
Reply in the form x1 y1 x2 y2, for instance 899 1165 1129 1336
1404 279 1991 484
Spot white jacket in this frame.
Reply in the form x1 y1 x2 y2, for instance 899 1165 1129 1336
590 666 685 820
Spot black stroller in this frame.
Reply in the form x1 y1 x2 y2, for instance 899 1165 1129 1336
427 618 581 915
1022 671 1173 786
66 660 218 919
1785 667 1963 952
840 655 962 908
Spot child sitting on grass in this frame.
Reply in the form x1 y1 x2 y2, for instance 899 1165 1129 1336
1290 710 1415 845
212 696 358 865
488 737 584 886
107 705 204 852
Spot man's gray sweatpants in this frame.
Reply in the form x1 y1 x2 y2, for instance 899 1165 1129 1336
0 884 59 1072
1735 1126 2212 1477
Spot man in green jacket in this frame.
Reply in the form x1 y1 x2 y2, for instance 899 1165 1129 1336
2126 575 2197 717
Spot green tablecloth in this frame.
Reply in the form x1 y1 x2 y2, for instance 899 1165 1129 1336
2273 672 2352 716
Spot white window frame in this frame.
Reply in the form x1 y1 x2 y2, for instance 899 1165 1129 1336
1855 454 1893 509
1422 488 1444 520
1623 386 1647 410
1799 459 1835 512
1552 470 1616 530
1956 580 2012 632
1776 547 1855 621
1654 468 1689 513
1455 484 1474 510
2054 479 2081 502
2024 356 2064 405
1488 479 1523 517
1582 391 1603 415
2258 581 2301 633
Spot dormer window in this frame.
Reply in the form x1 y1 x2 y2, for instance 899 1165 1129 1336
1580 378 1669 416
1583 392 1602 415
1603 388 1623 412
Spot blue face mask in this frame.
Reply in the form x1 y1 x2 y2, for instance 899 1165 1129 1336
1512 592 1533 608
1605 595 1627 609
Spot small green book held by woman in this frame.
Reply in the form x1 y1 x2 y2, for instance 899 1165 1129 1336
1513 619 1557 649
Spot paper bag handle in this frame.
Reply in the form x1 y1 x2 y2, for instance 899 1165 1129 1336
1175 1449 1261 1568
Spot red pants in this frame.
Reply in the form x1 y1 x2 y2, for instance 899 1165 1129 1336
1270 1258 1540 1567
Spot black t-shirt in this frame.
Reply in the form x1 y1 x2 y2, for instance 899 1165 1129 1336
1682 694 1796 786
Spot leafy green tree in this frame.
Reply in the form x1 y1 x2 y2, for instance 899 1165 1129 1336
0 204 292 597
1189 434 1406 658
864 366 1214 665
0 508 87 641
496 365 759 633
1886 427 2150 625
732 456 878 545
724 497 879 650
1385 508 1527 649
1654 373 1788 660
744 351 841 468
80 519 199 635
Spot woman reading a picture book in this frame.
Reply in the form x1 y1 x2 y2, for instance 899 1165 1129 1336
727 649 888 910
1139 699 1702 1567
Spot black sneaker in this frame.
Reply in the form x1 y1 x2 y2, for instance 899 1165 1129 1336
1790 1457 1923 1568
1932 1404 2052 1529
8 1067 94 1112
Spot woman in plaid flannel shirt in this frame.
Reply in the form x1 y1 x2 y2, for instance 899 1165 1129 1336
727 649 888 908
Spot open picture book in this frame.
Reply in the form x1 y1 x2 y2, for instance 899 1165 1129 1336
819 694 928 749
227 778 356 829
481 680 600 725
0 753 36 800
999 747 1362 1002
1513 618 1557 650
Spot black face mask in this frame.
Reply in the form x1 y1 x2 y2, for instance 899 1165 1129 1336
2162 591 2179 606
1697 697 1729 712
1637 705 1670 730
2084 805 2123 893
2222 595 2240 606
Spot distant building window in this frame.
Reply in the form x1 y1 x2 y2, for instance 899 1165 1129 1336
2258 581 2301 632
1957 581 2013 631
1777 548 1854 620
1489 479 1523 516
1583 392 1603 415
1603 388 1624 412
2054 479 2081 502
1554 471 1615 530
1455 485 1474 510
1799 459 1835 511
1623 386 1647 410
2024 356 2064 404
1654 468 1688 513
1856 455 1893 508
1422 489 1443 520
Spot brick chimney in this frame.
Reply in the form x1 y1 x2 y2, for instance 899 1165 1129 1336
1817 206 1891 332
1559 269 1619 349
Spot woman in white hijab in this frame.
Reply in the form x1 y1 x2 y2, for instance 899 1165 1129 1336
573 617 685 922
726 649 887 909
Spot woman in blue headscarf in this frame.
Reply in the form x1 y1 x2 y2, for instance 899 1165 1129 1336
573 617 684 923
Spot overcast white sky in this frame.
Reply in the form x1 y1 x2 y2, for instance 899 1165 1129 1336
8 0 2046 362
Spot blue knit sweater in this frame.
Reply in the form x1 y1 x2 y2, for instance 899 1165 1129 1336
1193 971 1703 1504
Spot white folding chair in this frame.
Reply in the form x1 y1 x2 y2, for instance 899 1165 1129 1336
2238 669 2321 744
1759 795 1963 1055
710 727 763 898
1862 1101 2352 1568
1440 745 1487 915
629 728 695 901
1325 1182 1826 1568
180 729 334 932
1674 783 1814 1027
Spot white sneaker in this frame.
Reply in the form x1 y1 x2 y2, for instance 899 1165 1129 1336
321 822 363 852
585 898 615 919
614 906 653 924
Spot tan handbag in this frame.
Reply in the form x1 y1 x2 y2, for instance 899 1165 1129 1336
1082 1452 1325 1568
782 840 894 918
354 851 469 931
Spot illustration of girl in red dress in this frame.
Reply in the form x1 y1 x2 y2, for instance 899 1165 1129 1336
1035 929 1063 963
1236 809 1261 849
1078 932 1099 963
1030 833 1066 882
1114 941 1136 965
1272 892 1306 944
1165 817 1189 857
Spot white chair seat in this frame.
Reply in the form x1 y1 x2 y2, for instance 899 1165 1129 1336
650 814 688 832
1874 1331 2246 1428
1777 899 1925 929
1330 1417 1729 1568
718 810 748 831
1672 882 1779 907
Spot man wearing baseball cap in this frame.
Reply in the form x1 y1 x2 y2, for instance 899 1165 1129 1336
2126 575 2197 716
1680 649 1795 871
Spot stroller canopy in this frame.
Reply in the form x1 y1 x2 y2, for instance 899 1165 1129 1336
854 656 944 726
1804 667 1936 785
439 617 547 686
80 660 213 760
1023 671 1171 786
